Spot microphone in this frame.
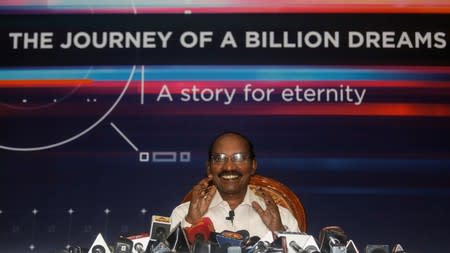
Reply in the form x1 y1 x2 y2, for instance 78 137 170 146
114 236 133 253
288 241 302 253
242 236 260 250
318 226 348 253
149 215 171 243
216 230 249 249
276 232 320 253
302 245 320 253
287 241 320 253
68 246 86 253
185 218 215 253
184 217 215 244
253 241 270 253
226 210 235 224
126 233 150 253
392 244 406 253
165 223 190 253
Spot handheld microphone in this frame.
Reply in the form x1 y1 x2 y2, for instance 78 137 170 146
68 246 84 253
126 233 150 253
184 217 215 244
185 218 215 253
318 226 348 253
226 210 235 223
216 230 249 249
277 232 320 253
288 241 302 253
114 236 133 253
243 236 261 249
165 223 190 253
252 241 270 253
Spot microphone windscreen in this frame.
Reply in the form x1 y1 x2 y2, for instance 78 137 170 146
216 230 245 248
184 217 215 244
236 230 250 241
243 236 260 249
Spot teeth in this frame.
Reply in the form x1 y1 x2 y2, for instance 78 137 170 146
222 174 239 180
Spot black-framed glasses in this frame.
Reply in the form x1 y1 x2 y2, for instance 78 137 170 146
210 152 252 164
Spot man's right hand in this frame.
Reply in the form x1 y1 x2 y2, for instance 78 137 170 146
185 175 217 224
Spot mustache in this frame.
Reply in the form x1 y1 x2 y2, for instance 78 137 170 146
219 171 242 177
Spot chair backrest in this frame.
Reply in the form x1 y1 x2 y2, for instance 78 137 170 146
181 174 307 232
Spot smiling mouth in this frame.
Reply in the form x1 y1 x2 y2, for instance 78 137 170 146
221 174 240 180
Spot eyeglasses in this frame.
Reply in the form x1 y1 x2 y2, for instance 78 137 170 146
210 152 252 164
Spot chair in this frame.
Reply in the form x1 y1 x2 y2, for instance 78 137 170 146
181 174 307 232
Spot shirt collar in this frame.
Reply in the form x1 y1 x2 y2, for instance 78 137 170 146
209 186 256 209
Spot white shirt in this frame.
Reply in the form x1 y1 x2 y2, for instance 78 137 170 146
170 187 300 238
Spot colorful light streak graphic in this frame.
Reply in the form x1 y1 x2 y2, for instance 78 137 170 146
0 0 449 13
1 66 449 117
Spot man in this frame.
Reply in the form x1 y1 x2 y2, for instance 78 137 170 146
170 131 300 237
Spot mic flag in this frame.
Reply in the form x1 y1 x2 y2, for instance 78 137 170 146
126 233 150 253
392 244 406 253
150 215 171 242
184 217 215 244
88 233 112 253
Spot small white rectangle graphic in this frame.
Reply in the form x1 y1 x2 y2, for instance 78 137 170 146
139 152 150 162
152 152 177 162
179 152 191 162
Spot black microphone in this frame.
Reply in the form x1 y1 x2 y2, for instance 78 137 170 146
243 236 260 249
165 223 190 253
68 246 83 253
226 210 235 223
192 234 211 253
289 241 302 253
114 236 133 253
318 226 348 253
302 245 320 253
236 230 250 242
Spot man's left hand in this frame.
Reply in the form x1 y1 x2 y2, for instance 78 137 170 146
251 187 285 232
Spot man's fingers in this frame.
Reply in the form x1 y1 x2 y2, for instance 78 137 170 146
198 177 212 187
206 185 216 198
256 187 277 208
193 177 213 198
252 201 265 216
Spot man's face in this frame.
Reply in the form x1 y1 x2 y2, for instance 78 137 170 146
207 133 257 196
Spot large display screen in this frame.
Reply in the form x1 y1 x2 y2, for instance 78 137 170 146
1 1 449 252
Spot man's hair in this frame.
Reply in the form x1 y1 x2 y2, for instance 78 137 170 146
208 131 255 159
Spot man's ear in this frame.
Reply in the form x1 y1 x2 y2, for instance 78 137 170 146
206 160 212 176
251 159 257 175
